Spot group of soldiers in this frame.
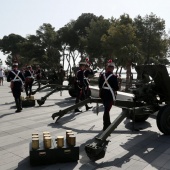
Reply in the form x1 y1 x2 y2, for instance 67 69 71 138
74 59 119 131
7 59 120 131
7 63 41 113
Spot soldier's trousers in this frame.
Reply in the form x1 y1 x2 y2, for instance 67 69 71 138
75 87 90 110
102 99 114 130
25 82 33 96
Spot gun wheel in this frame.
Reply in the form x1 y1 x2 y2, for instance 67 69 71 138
156 105 170 135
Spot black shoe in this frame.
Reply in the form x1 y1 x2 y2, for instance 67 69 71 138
86 106 93 111
74 109 82 112
15 109 21 113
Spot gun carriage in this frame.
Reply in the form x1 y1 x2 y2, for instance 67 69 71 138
51 65 170 161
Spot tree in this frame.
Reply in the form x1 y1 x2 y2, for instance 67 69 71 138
57 21 80 75
85 16 111 68
35 23 61 69
0 34 26 67
134 13 169 64
73 13 98 56
102 14 140 91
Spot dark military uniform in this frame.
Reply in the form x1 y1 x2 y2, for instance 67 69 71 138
84 68 94 98
7 68 25 112
57 66 65 85
74 62 92 112
99 70 119 130
24 67 34 96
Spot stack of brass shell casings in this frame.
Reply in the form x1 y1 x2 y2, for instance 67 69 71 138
32 133 39 149
30 95 34 100
56 136 64 148
43 132 51 149
66 130 76 146
20 96 25 101
66 130 72 142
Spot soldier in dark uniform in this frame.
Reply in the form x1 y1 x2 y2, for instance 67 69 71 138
98 61 119 131
84 62 94 102
57 65 65 85
24 66 34 97
7 63 25 113
35 65 41 88
74 61 92 112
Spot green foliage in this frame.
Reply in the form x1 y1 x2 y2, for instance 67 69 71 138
134 13 168 64
85 16 111 68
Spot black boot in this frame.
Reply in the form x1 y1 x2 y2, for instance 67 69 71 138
85 105 93 111
19 97 22 111
15 99 21 113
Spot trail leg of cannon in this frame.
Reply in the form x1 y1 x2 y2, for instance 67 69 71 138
32 84 52 95
37 85 69 106
85 108 128 161
51 98 93 121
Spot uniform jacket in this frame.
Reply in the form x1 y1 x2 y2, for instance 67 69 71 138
24 70 34 78
76 69 86 89
7 69 25 92
84 69 94 87
98 71 119 100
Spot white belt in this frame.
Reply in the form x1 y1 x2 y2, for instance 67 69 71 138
12 79 21 82
102 87 110 90
27 76 34 78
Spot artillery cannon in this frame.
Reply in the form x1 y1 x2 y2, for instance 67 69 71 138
85 64 170 161
51 64 170 161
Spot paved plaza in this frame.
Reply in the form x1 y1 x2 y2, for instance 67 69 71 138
0 81 170 170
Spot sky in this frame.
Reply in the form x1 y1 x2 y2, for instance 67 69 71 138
0 0 170 67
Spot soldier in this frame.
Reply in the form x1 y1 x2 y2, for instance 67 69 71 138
98 60 119 131
84 62 94 100
74 61 92 112
7 63 25 113
24 66 34 97
35 65 41 88
57 65 66 85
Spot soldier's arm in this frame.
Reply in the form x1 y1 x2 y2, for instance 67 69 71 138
7 72 12 82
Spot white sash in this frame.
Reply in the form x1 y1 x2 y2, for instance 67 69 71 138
11 70 24 85
102 73 115 101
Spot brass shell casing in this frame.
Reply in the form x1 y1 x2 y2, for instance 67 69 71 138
30 96 34 100
44 137 52 149
56 136 64 148
66 133 74 145
20 96 25 101
32 138 39 149
68 135 76 146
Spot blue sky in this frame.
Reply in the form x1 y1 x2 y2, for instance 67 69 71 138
0 0 170 67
